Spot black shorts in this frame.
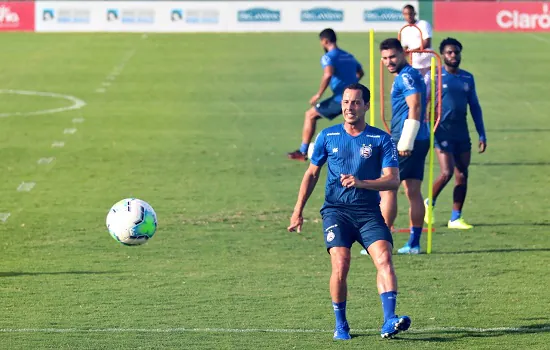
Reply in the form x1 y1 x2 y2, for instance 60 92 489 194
321 207 393 253
434 135 472 155
398 139 430 181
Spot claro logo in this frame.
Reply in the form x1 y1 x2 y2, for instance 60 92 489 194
496 4 550 29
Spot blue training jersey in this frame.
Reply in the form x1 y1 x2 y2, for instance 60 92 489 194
310 124 399 212
390 64 430 142
437 67 486 141
321 48 362 102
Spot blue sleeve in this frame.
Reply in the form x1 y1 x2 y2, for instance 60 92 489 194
321 54 332 68
381 135 399 169
468 76 486 142
399 72 422 98
310 132 328 167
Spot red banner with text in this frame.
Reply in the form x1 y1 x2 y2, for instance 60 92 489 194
0 1 35 31
434 1 550 32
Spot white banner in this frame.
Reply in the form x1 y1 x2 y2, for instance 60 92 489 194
35 1 419 33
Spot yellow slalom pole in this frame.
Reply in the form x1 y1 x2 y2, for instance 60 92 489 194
369 28 375 126
427 57 436 254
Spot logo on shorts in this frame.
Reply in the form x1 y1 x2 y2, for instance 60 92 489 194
441 140 448 147
326 230 335 242
360 144 372 159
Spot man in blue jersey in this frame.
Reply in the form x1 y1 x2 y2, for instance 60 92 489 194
424 38 487 229
288 83 411 340
379 38 430 255
288 28 364 161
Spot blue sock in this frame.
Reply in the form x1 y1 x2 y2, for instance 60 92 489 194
451 210 461 221
380 292 397 322
299 143 309 154
407 227 422 247
332 301 348 327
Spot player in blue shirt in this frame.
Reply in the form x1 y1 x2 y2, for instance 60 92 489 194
378 38 430 255
424 38 487 229
288 28 364 162
288 83 411 340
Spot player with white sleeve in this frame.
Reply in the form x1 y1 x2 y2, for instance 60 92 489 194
399 4 433 96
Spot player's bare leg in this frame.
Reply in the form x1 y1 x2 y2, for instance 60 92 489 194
368 240 397 293
448 151 473 229
329 247 351 340
380 190 398 231
397 179 424 254
403 179 424 228
368 240 411 338
425 149 455 224
288 107 320 161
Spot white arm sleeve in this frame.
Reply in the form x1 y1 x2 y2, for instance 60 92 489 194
397 119 420 151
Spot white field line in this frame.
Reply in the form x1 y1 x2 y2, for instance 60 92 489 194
0 90 86 118
0 325 548 334
96 49 137 93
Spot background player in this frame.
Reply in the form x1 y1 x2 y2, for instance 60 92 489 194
424 37 487 229
287 28 364 161
372 38 429 255
399 4 433 96
288 83 411 340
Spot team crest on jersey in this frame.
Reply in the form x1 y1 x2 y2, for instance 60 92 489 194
464 82 470 92
360 144 372 159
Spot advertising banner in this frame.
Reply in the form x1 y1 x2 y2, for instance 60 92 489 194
434 1 550 32
0 1 35 31
34 1 418 33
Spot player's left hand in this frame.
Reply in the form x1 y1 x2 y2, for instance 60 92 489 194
478 141 487 153
398 150 412 157
309 93 321 106
341 174 362 188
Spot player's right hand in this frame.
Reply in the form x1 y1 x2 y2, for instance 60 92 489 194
288 212 303 233
398 150 412 157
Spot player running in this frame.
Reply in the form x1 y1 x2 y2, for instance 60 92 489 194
288 83 411 340
287 28 364 162
364 38 429 255
424 38 487 229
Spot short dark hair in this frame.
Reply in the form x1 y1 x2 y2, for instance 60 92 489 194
319 28 337 43
403 4 415 12
379 38 404 53
344 83 371 104
439 37 463 54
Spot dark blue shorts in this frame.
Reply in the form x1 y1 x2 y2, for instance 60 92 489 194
321 208 393 253
398 139 430 181
434 135 472 155
315 95 342 120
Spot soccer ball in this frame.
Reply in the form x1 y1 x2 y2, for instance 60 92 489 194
106 198 158 246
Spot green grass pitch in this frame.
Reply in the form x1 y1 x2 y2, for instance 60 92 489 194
0 31 549 349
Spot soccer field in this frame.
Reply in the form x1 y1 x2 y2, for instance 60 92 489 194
0 32 549 349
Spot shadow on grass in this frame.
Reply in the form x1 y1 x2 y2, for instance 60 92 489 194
437 248 550 255
352 323 550 342
471 161 550 166
0 271 121 277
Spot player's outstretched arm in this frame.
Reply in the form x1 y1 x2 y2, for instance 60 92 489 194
341 167 400 191
288 164 322 233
